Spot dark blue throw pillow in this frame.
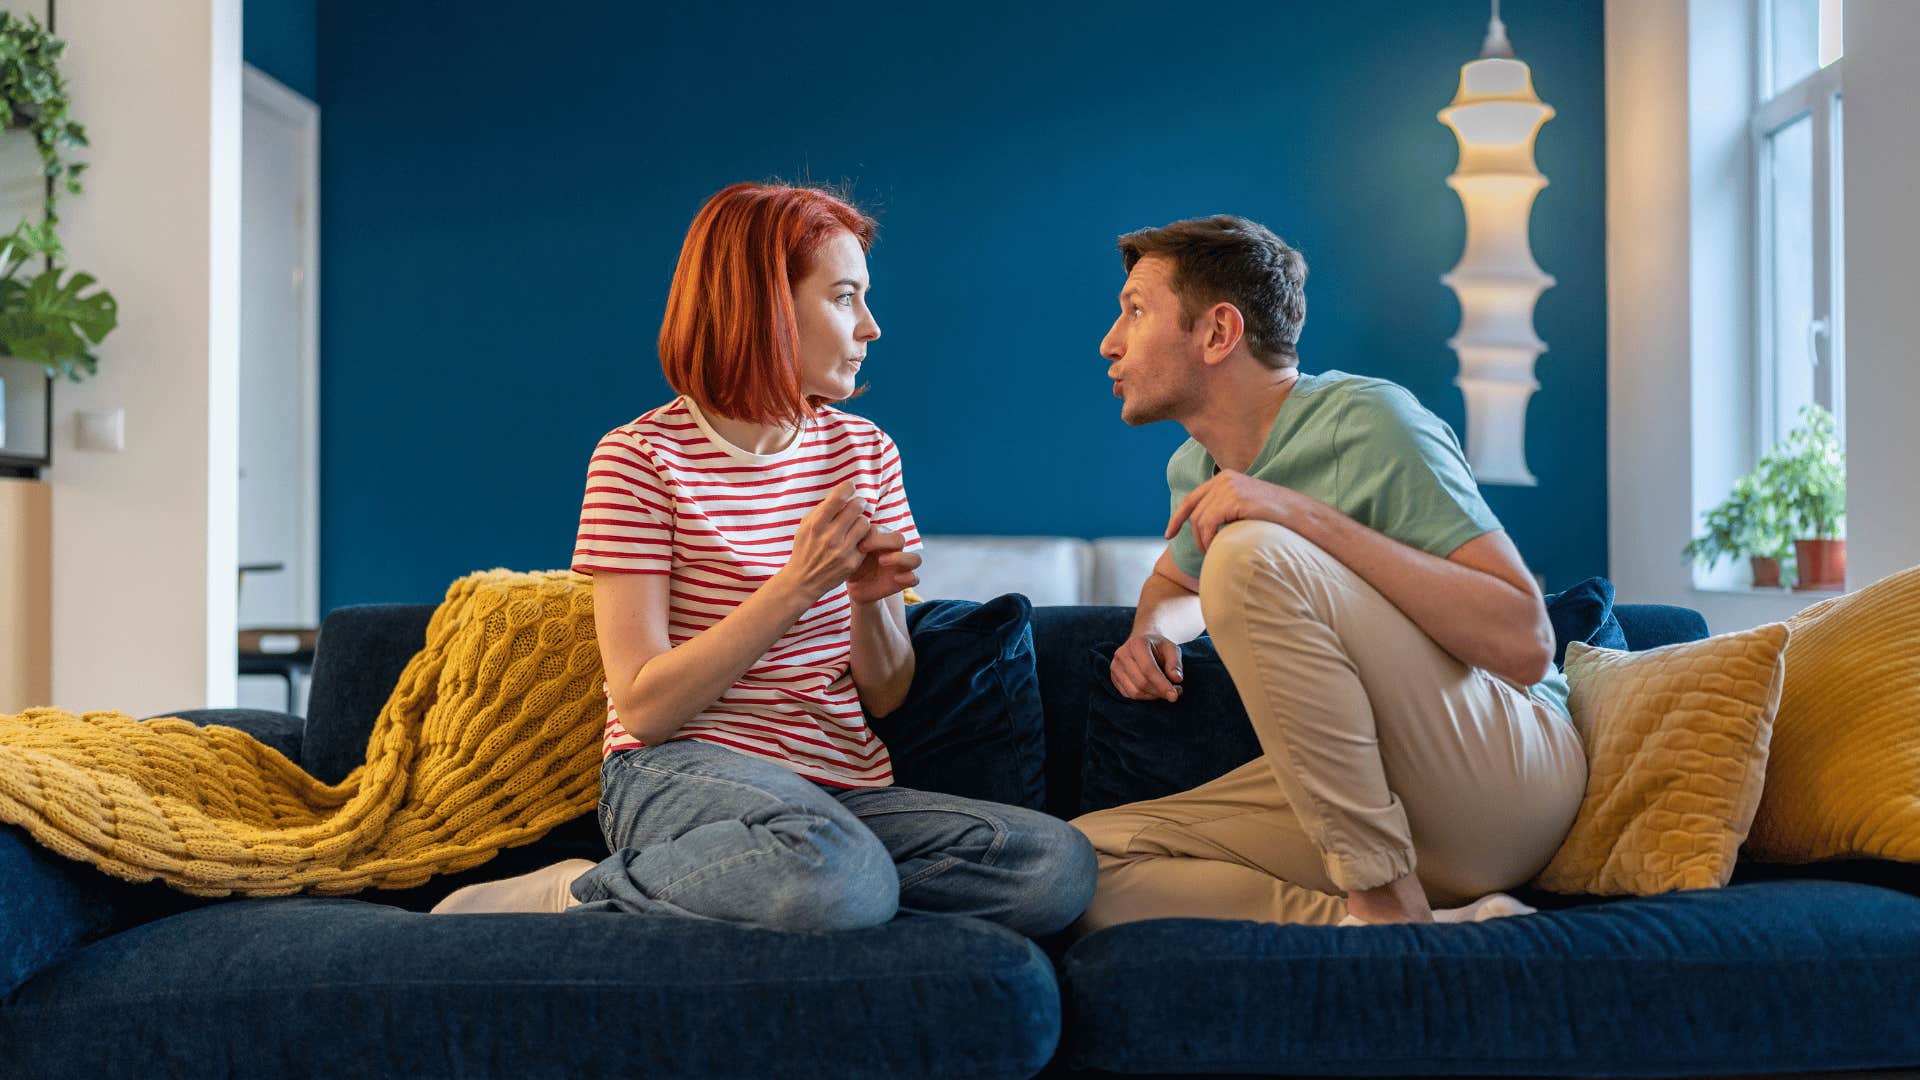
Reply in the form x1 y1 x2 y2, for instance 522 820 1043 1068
1079 637 1262 817
0 824 118 995
866 594 1048 811
1543 576 1629 668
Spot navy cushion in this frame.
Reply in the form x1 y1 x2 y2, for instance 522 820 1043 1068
1063 880 1920 1076
1078 637 1259 817
0 826 116 997
1543 576 1629 667
1 897 1060 1080
1031 606 1137 821
869 594 1047 811
1616 602 1711 651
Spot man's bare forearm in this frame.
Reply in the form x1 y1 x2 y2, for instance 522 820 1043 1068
1131 570 1207 644
1284 501 1553 685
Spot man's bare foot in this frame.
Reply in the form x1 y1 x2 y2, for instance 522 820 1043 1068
1341 871 1434 925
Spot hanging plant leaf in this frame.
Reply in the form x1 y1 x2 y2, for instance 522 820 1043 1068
0 267 117 380
0 11 88 222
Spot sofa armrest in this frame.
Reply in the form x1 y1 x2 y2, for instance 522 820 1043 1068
141 707 304 764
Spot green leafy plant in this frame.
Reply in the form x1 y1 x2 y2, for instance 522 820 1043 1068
0 11 88 224
1684 471 1794 575
1757 403 1845 540
1684 404 1846 585
0 219 115 379
0 17 113 381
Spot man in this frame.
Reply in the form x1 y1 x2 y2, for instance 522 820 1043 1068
1071 215 1586 929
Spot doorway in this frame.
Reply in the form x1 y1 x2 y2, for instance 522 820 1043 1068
237 64 319 714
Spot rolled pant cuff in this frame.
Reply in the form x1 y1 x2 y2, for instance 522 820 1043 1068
1325 846 1415 894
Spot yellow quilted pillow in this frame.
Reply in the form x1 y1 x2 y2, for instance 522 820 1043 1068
1746 564 1920 862
1533 622 1790 895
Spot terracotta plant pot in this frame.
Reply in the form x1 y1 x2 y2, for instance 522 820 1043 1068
1749 556 1782 588
1793 538 1846 591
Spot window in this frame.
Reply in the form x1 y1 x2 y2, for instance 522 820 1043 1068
1753 0 1844 452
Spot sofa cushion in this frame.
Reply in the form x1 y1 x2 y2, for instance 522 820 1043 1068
1543 576 1629 667
1748 563 1920 864
0 826 117 997
1536 624 1789 895
1615 602 1710 651
1062 880 1920 1076
1031 606 1137 821
1088 538 1165 606
1078 637 1261 817
868 594 1047 811
912 535 1090 607
1 897 1060 1080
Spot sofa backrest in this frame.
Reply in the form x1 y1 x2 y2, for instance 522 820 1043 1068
304 603 434 785
302 595 1711 821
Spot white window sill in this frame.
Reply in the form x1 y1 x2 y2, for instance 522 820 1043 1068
1691 584 1845 597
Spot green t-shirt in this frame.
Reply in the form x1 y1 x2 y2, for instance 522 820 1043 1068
1167 370 1570 717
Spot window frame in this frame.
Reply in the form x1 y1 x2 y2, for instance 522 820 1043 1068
1751 0 1845 458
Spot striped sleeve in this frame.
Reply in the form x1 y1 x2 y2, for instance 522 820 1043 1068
572 429 675 575
872 431 922 553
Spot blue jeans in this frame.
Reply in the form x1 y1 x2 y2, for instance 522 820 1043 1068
569 740 1096 936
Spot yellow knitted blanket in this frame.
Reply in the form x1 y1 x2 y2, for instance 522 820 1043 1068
0 569 607 897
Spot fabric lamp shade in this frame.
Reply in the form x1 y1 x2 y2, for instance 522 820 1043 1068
1440 41 1555 487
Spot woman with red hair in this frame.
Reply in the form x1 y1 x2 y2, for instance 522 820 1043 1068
434 182 1095 935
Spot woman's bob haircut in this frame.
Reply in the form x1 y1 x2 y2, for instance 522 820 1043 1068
658 181 878 427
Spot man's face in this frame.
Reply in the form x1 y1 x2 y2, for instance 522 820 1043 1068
1099 255 1204 426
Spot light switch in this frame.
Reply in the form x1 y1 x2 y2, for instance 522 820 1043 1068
76 409 125 452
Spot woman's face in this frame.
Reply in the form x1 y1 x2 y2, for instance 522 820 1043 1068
792 229 881 403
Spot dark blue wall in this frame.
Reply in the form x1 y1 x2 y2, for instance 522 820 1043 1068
244 0 316 100
315 0 1606 611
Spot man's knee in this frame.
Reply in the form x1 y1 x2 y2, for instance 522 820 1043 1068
1070 806 1144 858
1198 521 1327 620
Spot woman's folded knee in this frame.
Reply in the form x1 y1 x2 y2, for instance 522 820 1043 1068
1003 816 1099 936
756 843 899 931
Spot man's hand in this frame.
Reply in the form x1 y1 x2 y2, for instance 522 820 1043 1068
1165 470 1300 553
1110 631 1184 702
846 526 922 605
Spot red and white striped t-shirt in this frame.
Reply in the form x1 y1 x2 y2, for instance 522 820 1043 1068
570 396 922 789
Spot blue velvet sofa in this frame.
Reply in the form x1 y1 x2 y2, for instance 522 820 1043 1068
4 597 1919 1079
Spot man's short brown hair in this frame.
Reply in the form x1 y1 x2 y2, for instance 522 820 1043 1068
1117 215 1307 368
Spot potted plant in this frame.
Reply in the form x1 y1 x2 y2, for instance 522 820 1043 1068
1684 471 1795 588
0 11 114 467
0 11 90 225
1757 404 1846 591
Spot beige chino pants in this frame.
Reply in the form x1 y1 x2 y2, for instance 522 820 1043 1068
1071 521 1587 930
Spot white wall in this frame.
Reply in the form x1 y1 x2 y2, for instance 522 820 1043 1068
48 0 242 713
1607 0 1919 633
1606 0 1696 615
1840 0 1920 589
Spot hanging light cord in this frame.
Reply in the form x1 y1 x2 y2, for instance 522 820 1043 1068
1481 0 1515 58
